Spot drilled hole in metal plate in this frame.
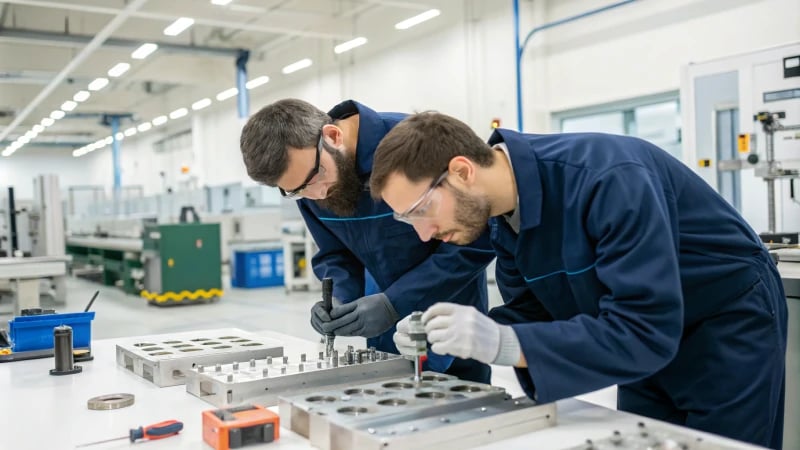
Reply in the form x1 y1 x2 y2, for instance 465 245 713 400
150 351 172 356
190 338 211 342
217 336 239 339
172 344 192 348
337 406 369 416
420 375 450 382
212 345 232 349
416 391 446 399
142 347 162 352
230 339 251 343
162 340 182 344
201 342 222 346
343 388 376 396
180 348 203 352
450 385 485 393
382 382 413 389
133 342 156 347
240 343 263 346
306 396 337 403
377 398 407 406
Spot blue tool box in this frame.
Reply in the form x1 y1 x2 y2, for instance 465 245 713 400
8 312 95 352
231 247 284 288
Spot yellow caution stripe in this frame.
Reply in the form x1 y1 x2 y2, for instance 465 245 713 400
140 288 224 303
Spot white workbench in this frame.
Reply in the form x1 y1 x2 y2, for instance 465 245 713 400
0 255 71 315
0 329 762 450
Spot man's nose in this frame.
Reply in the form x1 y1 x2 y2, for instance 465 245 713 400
413 221 436 242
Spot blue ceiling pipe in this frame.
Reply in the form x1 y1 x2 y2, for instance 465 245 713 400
513 0 638 131
236 50 251 119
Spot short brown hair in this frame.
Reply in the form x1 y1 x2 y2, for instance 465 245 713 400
370 112 494 199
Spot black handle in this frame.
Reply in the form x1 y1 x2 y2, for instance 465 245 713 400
322 278 333 313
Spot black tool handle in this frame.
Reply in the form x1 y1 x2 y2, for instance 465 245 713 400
322 278 333 313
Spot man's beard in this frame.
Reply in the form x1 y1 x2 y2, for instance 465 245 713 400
441 187 491 245
315 147 362 217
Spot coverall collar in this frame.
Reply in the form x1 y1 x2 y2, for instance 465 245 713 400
488 129 543 230
328 100 388 178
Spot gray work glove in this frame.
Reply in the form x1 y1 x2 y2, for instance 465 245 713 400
320 293 399 338
310 300 334 335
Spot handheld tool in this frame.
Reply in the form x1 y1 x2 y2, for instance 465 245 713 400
408 311 427 384
322 277 335 358
75 419 183 447
202 404 279 449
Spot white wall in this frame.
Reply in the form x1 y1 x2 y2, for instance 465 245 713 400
0 150 97 198
3 0 798 204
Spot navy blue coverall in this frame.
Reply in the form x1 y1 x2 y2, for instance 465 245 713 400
487 129 787 448
297 100 496 383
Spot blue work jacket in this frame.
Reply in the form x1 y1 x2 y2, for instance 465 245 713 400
297 101 495 372
488 129 776 403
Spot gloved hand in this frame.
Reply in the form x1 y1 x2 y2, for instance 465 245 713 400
392 314 417 356
423 302 521 366
320 293 399 338
310 300 334 335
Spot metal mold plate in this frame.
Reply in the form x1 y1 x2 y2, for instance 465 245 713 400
563 421 743 450
115 329 283 387
186 348 411 407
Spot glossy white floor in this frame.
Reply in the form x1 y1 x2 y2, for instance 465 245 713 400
0 274 618 409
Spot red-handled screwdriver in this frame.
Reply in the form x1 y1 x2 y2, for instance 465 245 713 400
75 420 183 447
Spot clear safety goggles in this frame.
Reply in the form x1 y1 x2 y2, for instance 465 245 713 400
393 171 448 224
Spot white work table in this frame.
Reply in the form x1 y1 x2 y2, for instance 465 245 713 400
0 329 762 450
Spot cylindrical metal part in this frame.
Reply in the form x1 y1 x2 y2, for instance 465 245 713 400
267 356 273 365
346 350 354 365
356 351 363 364
317 361 322 369
347 345 354 353
300 353 306 362
299 363 304 372
281 366 287 375
227 374 233 382
215 364 221 372
332 350 339 367
249 359 256 368
282 356 288 364
319 351 324 360
262 368 269 377
50 325 81 376
197 365 205 373
232 362 239 370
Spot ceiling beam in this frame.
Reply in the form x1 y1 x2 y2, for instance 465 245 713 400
0 0 148 145
0 28 243 57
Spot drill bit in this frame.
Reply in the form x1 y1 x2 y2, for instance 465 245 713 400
322 278 335 358
408 311 427 385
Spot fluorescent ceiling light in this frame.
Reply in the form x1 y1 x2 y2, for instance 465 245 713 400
123 127 137 137
245 76 270 89
32 124 45 133
104 136 114 145
282 58 312 75
163 17 194 36
152 115 168 126
88 77 109 91
131 43 158 60
18 135 30 144
24 130 36 139
137 122 153 132
50 110 65 120
334 37 367 54
169 108 188 119
192 98 212 110
72 148 84 157
41 117 55 127
395 9 440 30
216 88 238 101
61 100 77 111
3 148 16 157
115 132 125 141
107 63 131 78
73 90 91 102
211 0 233 5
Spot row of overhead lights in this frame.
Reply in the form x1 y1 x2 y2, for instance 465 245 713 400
2 2 441 158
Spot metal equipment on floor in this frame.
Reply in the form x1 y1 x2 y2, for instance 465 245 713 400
115 329 283 387
186 347 411 407
279 372 556 450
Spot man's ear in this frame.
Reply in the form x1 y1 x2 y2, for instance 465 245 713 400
447 156 476 187
322 124 344 147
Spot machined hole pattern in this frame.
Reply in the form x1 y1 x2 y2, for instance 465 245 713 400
240 343 263 347
343 388 376 396
377 398 407 406
133 342 155 347
450 385 485 393
179 348 203 352
142 347 163 352
201 342 222 346
149 351 172 356
415 391 446 399
218 336 239 339
382 382 414 389
190 338 211 342
337 406 369 416
230 339 251 343
306 396 337 403
420 375 450 382
171 344 193 348
212 345 232 349
162 340 182 344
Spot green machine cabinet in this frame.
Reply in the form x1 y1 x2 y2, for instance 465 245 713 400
140 222 223 305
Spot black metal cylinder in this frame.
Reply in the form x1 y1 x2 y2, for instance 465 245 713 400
50 325 82 376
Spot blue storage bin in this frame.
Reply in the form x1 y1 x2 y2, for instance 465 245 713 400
9 312 95 352
231 248 284 288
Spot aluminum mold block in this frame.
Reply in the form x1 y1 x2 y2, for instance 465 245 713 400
185 349 412 407
564 421 744 450
115 329 284 387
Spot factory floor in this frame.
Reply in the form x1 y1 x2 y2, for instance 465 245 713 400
0 275 618 409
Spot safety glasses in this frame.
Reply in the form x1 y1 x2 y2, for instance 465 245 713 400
393 170 448 224
279 134 327 199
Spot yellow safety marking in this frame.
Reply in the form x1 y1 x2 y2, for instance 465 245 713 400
167 258 175 268
0 348 12 355
698 159 711 167
139 288 224 303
